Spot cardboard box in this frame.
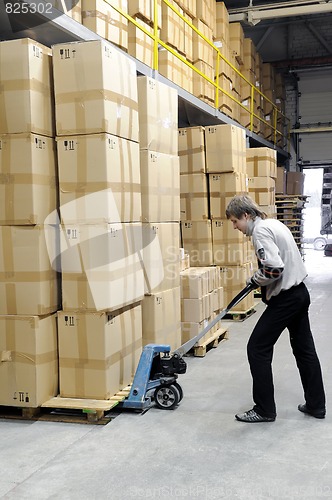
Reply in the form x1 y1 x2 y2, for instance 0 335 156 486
209 172 248 219
57 134 141 224
52 40 138 141
82 0 128 51
180 267 210 299
229 22 244 64
276 166 286 194
142 287 181 349
184 12 194 63
192 19 214 67
0 38 54 136
248 176 276 206
58 304 142 399
181 295 212 323
180 173 209 221
0 313 58 407
128 0 162 27
286 171 305 195
178 126 206 175
142 222 180 293
60 222 144 312
212 220 253 265
219 263 255 311
205 124 246 174
196 0 216 34
140 150 180 223
215 1 229 44
246 147 277 179
0 133 57 225
243 38 256 73
137 76 178 155
262 63 276 92
181 220 213 266
0 226 59 315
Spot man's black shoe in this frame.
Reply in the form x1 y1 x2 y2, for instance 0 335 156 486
298 404 326 419
235 408 275 423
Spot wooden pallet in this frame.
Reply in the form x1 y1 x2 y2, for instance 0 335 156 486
0 386 132 425
192 327 228 357
223 306 256 322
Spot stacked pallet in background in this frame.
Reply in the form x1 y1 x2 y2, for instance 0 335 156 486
52 39 144 400
0 39 59 408
137 76 182 350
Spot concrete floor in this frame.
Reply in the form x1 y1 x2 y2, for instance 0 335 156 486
1 249 331 500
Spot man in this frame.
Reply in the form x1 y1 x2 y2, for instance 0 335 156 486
226 194 326 423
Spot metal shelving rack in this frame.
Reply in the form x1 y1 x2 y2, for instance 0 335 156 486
0 0 290 164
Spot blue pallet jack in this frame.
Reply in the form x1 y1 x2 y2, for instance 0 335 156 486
120 283 255 411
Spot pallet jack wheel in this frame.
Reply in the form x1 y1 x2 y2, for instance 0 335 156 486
154 384 180 410
173 382 183 402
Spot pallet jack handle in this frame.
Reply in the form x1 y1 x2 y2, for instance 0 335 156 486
173 282 256 357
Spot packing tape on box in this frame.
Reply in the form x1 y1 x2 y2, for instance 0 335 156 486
0 270 55 282
247 156 272 176
56 89 138 134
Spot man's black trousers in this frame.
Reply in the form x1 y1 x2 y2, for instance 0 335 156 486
247 282 326 418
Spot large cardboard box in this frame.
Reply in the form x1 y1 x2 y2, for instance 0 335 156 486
209 172 248 219
248 176 276 206
52 40 138 141
181 220 213 266
180 173 209 221
142 287 181 349
140 150 180 223
0 314 58 407
58 304 142 399
82 0 128 51
57 134 141 224
246 147 277 179
219 263 255 311
286 171 305 195
196 0 216 34
0 38 54 136
142 222 180 293
192 19 214 67
243 38 256 73
60 222 144 312
0 133 57 225
0 226 59 315
205 124 246 173
180 267 210 299
137 76 178 155
229 22 244 64
128 0 162 27
178 126 206 175
276 166 286 194
215 1 229 44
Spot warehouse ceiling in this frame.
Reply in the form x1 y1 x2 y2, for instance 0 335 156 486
219 0 332 69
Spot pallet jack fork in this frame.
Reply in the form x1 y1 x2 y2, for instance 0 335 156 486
120 283 255 411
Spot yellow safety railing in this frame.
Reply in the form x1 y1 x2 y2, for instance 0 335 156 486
106 0 290 152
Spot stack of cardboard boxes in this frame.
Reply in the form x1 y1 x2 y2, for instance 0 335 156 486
0 39 59 407
128 0 162 67
247 147 277 218
138 76 182 350
179 123 257 328
52 40 144 400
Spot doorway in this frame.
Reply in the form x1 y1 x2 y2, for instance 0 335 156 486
303 168 324 249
